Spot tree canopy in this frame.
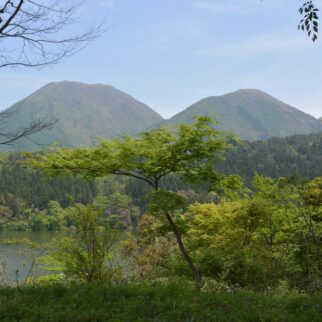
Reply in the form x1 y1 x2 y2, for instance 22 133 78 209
28 117 231 189
28 116 234 289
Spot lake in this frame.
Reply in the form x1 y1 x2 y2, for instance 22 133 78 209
0 231 66 286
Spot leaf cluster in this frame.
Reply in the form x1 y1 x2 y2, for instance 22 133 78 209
27 117 232 190
299 1 319 41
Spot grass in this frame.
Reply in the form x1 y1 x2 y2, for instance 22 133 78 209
0 282 321 322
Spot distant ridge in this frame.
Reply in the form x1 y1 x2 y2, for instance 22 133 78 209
1 84 321 150
160 89 322 141
0 81 163 150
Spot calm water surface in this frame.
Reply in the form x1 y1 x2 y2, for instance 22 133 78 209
0 231 66 286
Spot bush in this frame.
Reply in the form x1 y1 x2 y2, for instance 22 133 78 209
47 204 120 283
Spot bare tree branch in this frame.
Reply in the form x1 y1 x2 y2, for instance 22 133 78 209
0 106 58 147
0 0 107 68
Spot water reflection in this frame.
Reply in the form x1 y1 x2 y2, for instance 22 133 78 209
0 231 66 286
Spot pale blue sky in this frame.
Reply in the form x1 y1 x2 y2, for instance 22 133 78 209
1 0 322 118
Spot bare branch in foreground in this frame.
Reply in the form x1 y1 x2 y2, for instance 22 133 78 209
0 0 107 68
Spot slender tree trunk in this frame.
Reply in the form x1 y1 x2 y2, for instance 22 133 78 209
165 212 202 290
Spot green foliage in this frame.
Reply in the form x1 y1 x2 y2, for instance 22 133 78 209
27 117 230 188
0 152 105 232
42 201 67 231
0 282 321 321
4 117 319 292
149 190 186 216
213 174 250 201
180 176 322 291
0 205 13 229
2 220 29 231
28 117 231 289
0 199 70 232
219 132 322 184
93 191 140 230
46 205 120 283
0 155 141 231
27 213 48 231
0 152 96 210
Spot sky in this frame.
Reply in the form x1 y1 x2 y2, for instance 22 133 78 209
1 0 322 119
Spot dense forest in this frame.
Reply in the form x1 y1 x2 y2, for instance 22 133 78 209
0 153 97 231
220 132 322 182
1 131 322 231
1 122 321 321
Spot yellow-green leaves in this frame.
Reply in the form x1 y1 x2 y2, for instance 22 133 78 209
27 117 231 191
149 190 186 216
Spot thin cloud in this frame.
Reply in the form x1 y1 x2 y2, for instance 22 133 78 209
192 0 293 14
192 0 244 13
192 0 261 14
153 22 203 49
98 0 114 8
195 33 310 57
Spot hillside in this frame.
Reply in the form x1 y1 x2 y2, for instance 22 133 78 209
2 85 321 149
0 81 163 150
219 132 322 183
162 89 322 141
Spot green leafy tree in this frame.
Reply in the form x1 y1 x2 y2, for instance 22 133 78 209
181 174 321 290
28 117 232 289
48 205 119 283
253 175 322 290
93 192 140 230
44 201 66 231
296 178 322 284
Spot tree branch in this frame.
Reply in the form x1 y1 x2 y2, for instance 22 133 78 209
0 0 107 68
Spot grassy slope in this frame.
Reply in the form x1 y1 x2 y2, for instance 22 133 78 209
163 89 322 141
1 81 163 150
1 283 321 322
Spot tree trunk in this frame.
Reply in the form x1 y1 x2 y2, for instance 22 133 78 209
165 212 202 290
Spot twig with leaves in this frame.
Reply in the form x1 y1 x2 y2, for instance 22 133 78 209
299 1 319 41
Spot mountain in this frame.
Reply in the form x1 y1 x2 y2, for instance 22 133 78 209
161 89 322 141
2 85 321 150
1 81 163 150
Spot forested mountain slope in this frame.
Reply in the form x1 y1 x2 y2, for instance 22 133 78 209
162 89 322 140
0 153 96 210
0 81 163 150
1 131 322 214
2 84 321 149
219 132 322 182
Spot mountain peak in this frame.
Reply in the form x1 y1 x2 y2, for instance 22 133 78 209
162 89 322 141
200 89 279 105
42 80 117 91
229 88 269 95
225 88 281 101
1 81 163 151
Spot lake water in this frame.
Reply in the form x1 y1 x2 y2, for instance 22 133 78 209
0 231 66 286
